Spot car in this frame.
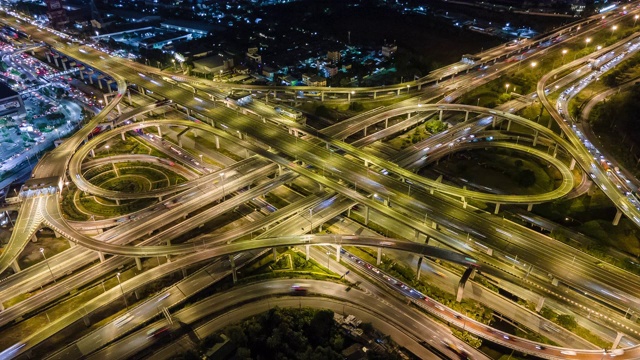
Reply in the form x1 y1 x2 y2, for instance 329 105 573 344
114 313 133 328
146 326 170 338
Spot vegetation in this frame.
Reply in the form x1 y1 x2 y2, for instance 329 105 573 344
539 307 612 348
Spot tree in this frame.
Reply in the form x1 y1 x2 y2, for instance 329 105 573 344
516 169 536 187
557 314 578 330
308 310 334 346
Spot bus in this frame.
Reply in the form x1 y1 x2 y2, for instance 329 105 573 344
274 105 304 120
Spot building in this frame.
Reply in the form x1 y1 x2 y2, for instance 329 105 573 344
138 32 192 49
193 54 234 75
246 52 262 64
262 65 276 79
160 19 214 38
327 50 341 63
323 64 338 78
45 0 69 28
302 73 326 86
226 91 252 106
0 82 25 118
382 43 397 58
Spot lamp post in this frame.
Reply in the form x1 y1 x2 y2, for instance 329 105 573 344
116 272 128 309
504 83 510 94
561 49 567 64
635 15 639 27
105 145 110 156
611 25 618 36
172 59 176 71
54 128 60 140
309 208 313 231
585 37 591 48
219 172 225 200
406 84 410 93
40 248 55 283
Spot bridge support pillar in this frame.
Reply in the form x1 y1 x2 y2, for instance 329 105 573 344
494 203 500 215
273 248 277 261
347 92 351 102
182 268 188 278
121 132 125 141
31 234 37 243
157 126 162 137
506 120 512 132
439 110 443 122
532 130 539 146
456 267 476 302
364 206 370 225
11 260 20 273
230 255 237 283
432 221 438 230
115 199 120 206
89 149 95 158
613 332 624 349
68 239 75 247
45 52 51 62
373 91 377 99
336 245 341 263
97 251 105 262
416 256 423 279
527 203 534 211
377 247 382 265
569 158 576 170
135 257 142 271
127 89 132 105
88 74 93 85
117 103 121 115
397 88 400 96
363 126 367 136
320 92 324 101
214 135 220 149
535 296 545 312
464 111 469 122
306 245 310 261
613 209 623 226
385 118 388 128
492 116 497 128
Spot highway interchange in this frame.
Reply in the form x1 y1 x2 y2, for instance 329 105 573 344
2 3 640 360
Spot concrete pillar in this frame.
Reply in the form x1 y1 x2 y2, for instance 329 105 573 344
62 59 67 71
397 89 400 96
363 126 367 136
157 126 162 137
535 296 545 312
532 130 539 146
506 120 512 131
347 92 351 102
613 209 623 226
46 52 51 62
182 268 188 278
456 267 476 302
613 332 624 349
117 103 121 115
273 248 277 261
336 245 341 263
68 239 75 247
494 203 500 215
364 206 369 225
121 132 125 141
492 116 497 128
127 89 132 105
373 91 377 99
229 255 237 283
97 251 105 262
306 245 310 261
31 234 37 243
377 247 382 265
569 158 576 170
385 118 388 128
415 229 420 241
431 221 437 229
135 257 142 271
464 111 469 122
321 92 324 101
11 260 20 273
416 257 423 279
527 203 534 211
439 110 443 122
89 149 95 158
115 199 120 205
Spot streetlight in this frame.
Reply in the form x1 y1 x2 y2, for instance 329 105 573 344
309 208 313 231
596 45 602 51
406 84 410 93
40 248 56 283
105 145 110 156
116 272 128 309
585 37 591 48
504 83 510 94
561 49 568 64
611 25 618 36
54 128 60 140
635 14 639 27
172 59 176 71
